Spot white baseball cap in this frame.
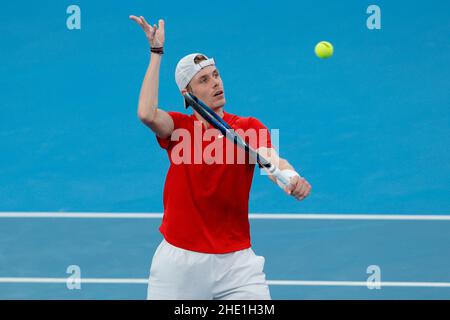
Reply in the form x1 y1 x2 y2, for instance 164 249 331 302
175 53 215 91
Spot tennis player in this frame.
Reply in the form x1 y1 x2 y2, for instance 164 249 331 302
130 15 311 300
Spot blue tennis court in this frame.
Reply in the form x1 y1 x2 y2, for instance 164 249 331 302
1 1 449 299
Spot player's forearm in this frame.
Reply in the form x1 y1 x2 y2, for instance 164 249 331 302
137 53 162 122
278 158 295 171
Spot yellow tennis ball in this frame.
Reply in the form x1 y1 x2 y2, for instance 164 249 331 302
315 41 334 59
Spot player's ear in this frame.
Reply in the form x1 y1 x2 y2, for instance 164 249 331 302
181 88 191 109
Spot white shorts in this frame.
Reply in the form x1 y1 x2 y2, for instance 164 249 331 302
147 239 271 300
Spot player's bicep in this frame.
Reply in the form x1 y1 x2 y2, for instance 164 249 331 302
141 108 174 139
248 117 273 150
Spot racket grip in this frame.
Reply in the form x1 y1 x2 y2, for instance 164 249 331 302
270 166 290 187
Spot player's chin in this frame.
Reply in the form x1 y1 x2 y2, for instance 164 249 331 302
213 96 226 108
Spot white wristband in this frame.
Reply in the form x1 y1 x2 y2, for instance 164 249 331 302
276 169 300 189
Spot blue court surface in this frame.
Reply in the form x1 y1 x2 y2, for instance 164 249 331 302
1 1 449 299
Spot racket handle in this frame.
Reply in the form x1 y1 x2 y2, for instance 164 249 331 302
268 166 290 187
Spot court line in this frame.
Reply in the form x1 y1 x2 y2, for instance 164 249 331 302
267 281 450 288
0 212 450 221
1 277 450 288
0 278 148 284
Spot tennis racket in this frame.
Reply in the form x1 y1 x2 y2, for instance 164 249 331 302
183 92 293 188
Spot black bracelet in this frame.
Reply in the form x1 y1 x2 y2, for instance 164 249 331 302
150 47 164 55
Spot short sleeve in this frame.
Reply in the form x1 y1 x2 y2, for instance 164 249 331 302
156 111 188 150
247 117 273 150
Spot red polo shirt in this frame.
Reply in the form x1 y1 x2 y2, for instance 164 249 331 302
156 111 272 254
